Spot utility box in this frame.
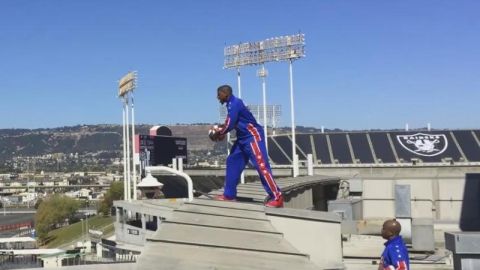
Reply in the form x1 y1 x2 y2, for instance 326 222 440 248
328 199 363 221
395 184 411 218
445 232 480 270
444 174 480 269
328 199 363 234
346 178 363 193
412 218 434 252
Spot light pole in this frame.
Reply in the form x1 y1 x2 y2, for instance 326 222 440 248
237 68 242 98
289 59 298 177
130 93 137 200
125 97 131 201
237 68 245 184
122 100 127 200
257 65 269 151
118 71 138 200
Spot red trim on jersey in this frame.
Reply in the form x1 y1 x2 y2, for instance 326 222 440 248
250 140 280 200
396 261 407 270
247 123 261 142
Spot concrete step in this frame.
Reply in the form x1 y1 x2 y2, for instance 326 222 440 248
177 203 268 220
208 190 267 201
164 211 280 234
220 188 268 196
138 242 320 270
150 223 304 256
188 198 264 211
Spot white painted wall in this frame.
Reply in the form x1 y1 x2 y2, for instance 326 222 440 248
362 178 464 221
309 165 480 222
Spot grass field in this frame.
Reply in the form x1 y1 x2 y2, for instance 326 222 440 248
44 216 114 248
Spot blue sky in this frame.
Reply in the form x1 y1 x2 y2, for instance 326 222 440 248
1 0 479 130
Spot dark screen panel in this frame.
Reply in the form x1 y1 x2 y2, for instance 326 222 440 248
452 130 480 162
312 134 331 164
349 133 374 163
137 135 187 167
475 131 480 144
296 134 313 159
274 136 293 160
267 137 290 165
460 173 480 231
369 132 396 163
329 134 353 164
433 132 462 160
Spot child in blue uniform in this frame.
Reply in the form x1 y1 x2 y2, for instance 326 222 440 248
379 219 410 270
213 84 283 207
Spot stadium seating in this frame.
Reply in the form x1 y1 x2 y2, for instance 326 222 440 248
268 129 480 166
312 134 332 164
329 134 353 164
452 130 480 162
349 133 375 164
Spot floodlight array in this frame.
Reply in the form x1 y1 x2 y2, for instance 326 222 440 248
219 104 281 125
118 71 138 97
224 34 305 69
247 105 282 118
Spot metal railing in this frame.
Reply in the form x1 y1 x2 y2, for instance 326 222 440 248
144 164 193 202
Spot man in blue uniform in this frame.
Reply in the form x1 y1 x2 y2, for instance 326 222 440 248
379 219 410 270
212 84 284 208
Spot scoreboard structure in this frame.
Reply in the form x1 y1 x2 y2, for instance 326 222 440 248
135 134 187 174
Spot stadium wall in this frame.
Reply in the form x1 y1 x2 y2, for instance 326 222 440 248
307 165 480 222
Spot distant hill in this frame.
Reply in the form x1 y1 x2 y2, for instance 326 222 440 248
0 124 220 162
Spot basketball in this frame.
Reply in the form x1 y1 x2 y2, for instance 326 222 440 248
208 128 217 141
208 125 225 142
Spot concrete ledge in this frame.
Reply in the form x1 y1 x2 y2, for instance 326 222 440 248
24 264 137 270
265 207 342 224
445 231 480 269
445 232 480 254
266 208 343 269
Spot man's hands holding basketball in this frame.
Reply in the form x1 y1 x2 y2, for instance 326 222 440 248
208 125 226 142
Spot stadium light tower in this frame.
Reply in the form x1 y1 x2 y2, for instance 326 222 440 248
224 33 305 176
118 71 138 200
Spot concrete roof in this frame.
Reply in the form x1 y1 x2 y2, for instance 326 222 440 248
130 175 342 269
23 174 453 269
136 198 322 270
212 175 341 202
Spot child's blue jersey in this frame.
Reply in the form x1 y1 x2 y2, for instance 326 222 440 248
381 235 410 270
218 95 263 140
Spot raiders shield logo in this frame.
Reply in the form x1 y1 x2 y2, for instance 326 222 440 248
396 133 448 157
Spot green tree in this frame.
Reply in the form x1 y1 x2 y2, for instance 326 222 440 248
34 198 43 209
35 195 80 243
98 181 124 216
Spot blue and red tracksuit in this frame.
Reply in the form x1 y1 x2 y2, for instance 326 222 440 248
380 235 410 270
218 95 282 200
